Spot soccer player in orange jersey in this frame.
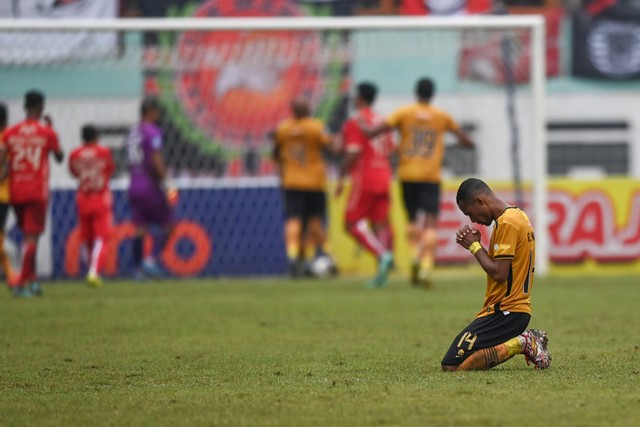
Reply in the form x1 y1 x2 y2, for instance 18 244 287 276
273 98 336 277
0 90 64 297
441 178 550 371
69 125 115 288
361 77 474 288
336 82 394 287
0 103 17 288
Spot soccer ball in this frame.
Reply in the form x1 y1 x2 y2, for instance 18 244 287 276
309 255 336 278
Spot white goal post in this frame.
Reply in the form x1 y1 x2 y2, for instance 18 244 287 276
0 15 549 276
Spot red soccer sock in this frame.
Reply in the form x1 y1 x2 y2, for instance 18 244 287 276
19 242 37 286
347 220 386 258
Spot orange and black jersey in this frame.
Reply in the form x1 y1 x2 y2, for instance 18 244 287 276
385 102 458 184
274 117 330 191
478 207 536 318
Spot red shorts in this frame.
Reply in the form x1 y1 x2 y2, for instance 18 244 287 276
345 186 390 224
13 200 48 235
79 209 113 243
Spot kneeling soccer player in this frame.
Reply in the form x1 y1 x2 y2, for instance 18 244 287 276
441 178 551 371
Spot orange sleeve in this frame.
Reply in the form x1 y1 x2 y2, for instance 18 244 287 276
492 220 518 260
446 111 459 132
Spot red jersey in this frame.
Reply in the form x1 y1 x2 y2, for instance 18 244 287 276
341 108 393 193
1 119 61 203
69 143 115 216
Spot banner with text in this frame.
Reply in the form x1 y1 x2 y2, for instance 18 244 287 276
11 179 640 280
330 178 640 274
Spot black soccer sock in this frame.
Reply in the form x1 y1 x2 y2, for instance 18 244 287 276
153 230 170 258
132 236 144 268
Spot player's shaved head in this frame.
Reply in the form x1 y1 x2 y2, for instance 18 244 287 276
24 90 45 109
82 124 98 143
357 82 377 105
415 78 435 101
140 97 161 118
291 98 310 119
456 178 492 205
24 89 45 119
0 102 7 129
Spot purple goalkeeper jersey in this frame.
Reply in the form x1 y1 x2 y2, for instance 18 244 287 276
126 121 173 226
126 121 164 196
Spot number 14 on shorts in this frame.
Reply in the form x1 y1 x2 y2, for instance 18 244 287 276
457 331 477 351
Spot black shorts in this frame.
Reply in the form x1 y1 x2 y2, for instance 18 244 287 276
283 189 326 222
441 312 531 367
0 203 9 229
401 182 440 221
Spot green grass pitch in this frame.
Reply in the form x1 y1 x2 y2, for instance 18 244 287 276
1 274 639 426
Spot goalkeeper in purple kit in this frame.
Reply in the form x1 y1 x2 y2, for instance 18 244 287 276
125 98 176 279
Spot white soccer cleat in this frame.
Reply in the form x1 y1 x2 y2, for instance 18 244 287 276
522 329 552 369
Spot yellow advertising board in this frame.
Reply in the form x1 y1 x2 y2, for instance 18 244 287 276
329 178 640 277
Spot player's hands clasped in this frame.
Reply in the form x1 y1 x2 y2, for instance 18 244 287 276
455 225 481 250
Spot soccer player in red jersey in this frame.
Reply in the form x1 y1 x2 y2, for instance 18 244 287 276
336 82 394 287
69 125 115 288
0 90 64 297
360 78 474 288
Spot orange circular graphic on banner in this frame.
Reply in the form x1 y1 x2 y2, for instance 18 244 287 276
64 220 212 278
160 221 211 276
64 227 83 277
174 0 324 146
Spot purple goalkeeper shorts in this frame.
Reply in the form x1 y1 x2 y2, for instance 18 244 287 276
128 189 173 228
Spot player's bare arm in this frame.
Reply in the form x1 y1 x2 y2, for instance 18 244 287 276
268 130 279 161
455 225 511 282
0 146 7 181
53 149 64 163
323 133 341 155
270 134 285 180
68 160 79 178
357 118 391 138
452 127 474 148
106 152 116 179
150 151 167 183
335 150 360 197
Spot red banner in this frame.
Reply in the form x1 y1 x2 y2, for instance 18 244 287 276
458 9 562 84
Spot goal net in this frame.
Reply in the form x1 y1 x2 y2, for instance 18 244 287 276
0 15 548 279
